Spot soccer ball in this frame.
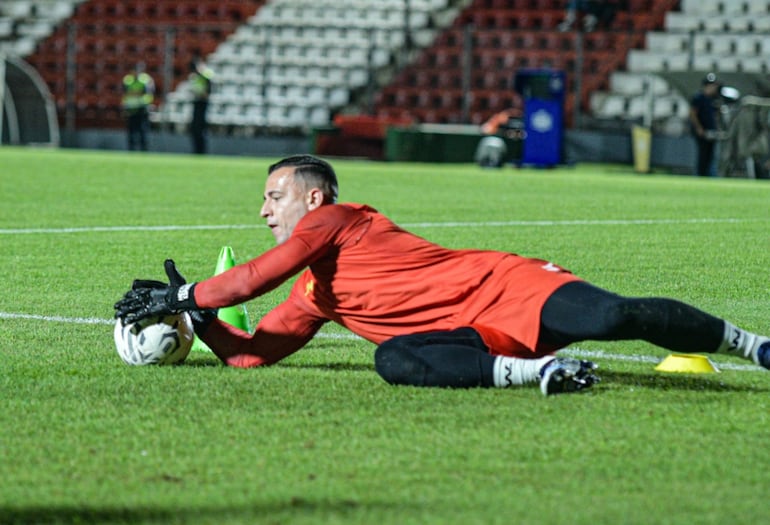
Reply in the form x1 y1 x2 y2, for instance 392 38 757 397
113 314 194 365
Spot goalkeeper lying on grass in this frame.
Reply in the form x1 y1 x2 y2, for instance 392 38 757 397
115 155 770 395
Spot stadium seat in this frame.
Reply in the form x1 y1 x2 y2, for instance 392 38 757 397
726 15 752 31
652 95 678 120
214 83 242 105
579 0 770 128
681 0 720 14
610 72 646 95
10 36 36 55
432 47 462 68
308 107 330 127
20 0 269 130
704 34 734 55
703 16 728 32
646 32 688 53
0 1 33 19
673 96 690 119
594 93 628 119
664 53 689 71
750 16 770 31
627 96 651 119
739 56 769 73
747 2 770 14
0 17 14 38
192 0 447 128
627 50 666 72
241 104 266 126
665 12 700 32
720 1 748 15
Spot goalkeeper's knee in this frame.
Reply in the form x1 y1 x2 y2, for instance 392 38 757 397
374 338 421 386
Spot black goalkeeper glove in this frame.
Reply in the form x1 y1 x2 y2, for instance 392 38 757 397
165 260 218 334
114 259 216 332
161 259 218 334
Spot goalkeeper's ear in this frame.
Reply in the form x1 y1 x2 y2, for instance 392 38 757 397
164 259 187 287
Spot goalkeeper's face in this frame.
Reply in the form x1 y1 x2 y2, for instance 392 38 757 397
261 167 323 244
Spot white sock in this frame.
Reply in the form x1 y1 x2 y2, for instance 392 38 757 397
493 355 555 388
718 322 768 362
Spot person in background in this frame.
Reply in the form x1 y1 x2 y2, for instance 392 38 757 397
689 73 722 177
121 62 154 151
188 55 214 155
475 108 523 168
559 0 617 32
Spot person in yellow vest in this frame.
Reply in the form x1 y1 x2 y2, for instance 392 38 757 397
188 56 214 154
122 62 155 151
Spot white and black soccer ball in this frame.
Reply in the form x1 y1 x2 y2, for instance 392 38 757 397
113 314 194 365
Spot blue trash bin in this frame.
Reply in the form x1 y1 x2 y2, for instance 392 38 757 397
514 69 565 167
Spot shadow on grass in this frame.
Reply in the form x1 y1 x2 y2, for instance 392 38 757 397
181 358 226 368
276 361 375 373
180 356 375 372
180 355 766 393
598 369 770 393
0 498 406 525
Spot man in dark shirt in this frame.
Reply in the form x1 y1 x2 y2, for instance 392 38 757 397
689 73 721 176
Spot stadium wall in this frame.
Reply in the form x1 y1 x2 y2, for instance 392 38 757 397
63 127 696 173
63 128 309 158
567 129 695 173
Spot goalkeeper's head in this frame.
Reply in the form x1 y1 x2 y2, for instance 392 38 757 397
262 155 340 244
268 155 338 204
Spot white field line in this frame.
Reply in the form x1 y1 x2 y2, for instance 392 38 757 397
0 217 766 235
2 217 765 371
1 311 760 371
0 224 258 235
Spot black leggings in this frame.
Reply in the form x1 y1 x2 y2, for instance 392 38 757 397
374 281 725 387
375 327 494 387
539 281 724 351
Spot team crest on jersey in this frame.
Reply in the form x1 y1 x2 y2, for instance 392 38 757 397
541 262 561 272
305 280 315 297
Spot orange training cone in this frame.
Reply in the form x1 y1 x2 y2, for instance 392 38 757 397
191 246 251 352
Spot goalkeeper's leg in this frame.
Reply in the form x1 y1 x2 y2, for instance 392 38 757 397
375 328 497 388
374 328 597 393
539 281 770 368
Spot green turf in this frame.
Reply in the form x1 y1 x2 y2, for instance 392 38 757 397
1 146 769 525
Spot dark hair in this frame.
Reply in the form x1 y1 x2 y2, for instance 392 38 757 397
268 155 339 203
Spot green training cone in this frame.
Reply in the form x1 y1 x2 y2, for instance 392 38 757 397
191 246 251 353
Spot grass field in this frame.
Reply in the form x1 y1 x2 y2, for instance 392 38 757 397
1 146 769 525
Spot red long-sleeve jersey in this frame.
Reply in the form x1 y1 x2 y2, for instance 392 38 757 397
194 204 580 367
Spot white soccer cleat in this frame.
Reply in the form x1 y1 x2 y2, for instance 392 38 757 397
539 357 600 396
